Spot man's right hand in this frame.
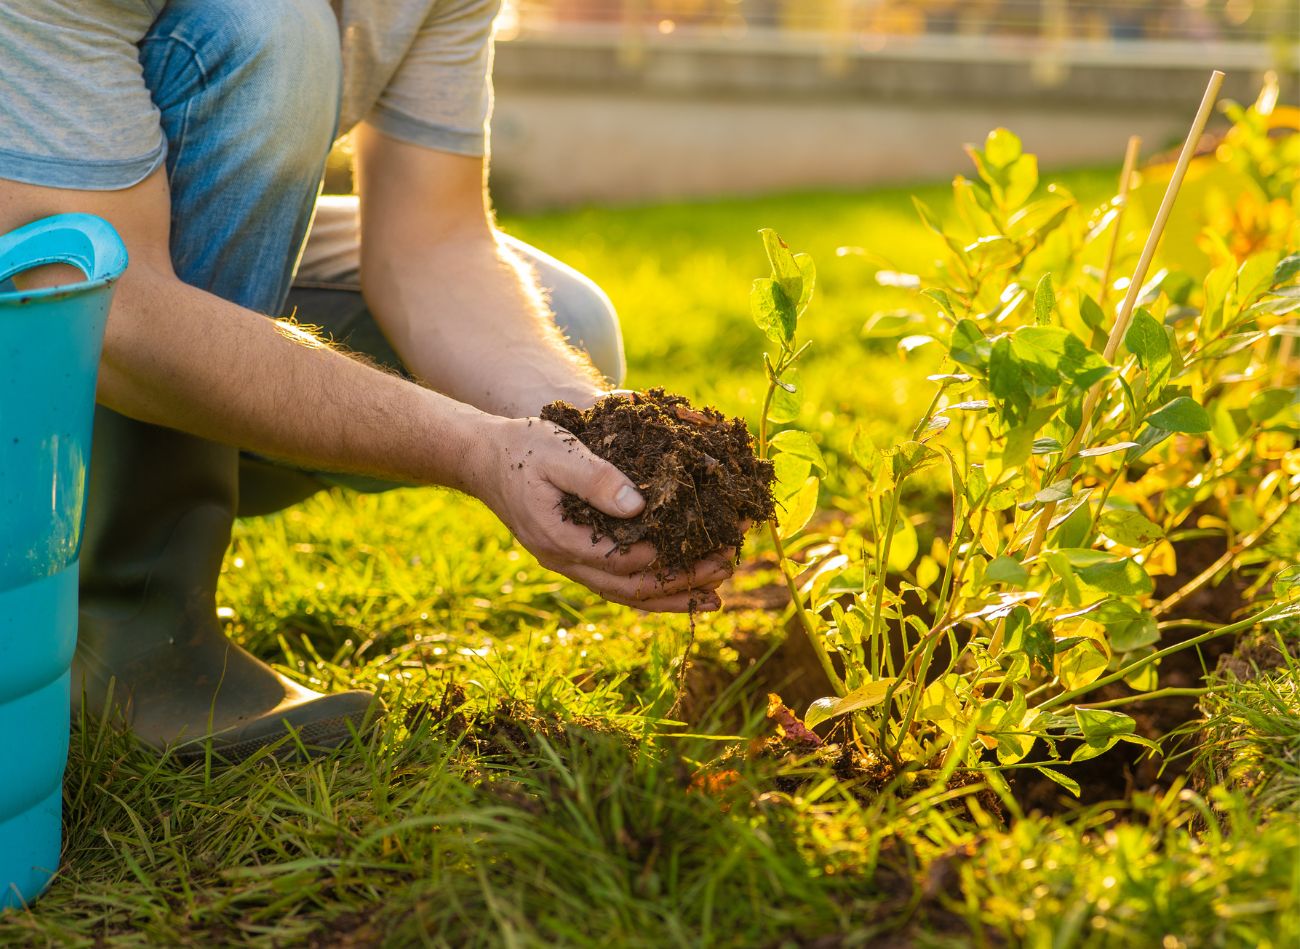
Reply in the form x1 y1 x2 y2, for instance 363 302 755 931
477 417 735 613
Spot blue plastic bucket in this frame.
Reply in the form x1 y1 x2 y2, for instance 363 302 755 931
0 214 126 909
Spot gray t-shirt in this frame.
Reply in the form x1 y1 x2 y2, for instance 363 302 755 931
0 0 501 191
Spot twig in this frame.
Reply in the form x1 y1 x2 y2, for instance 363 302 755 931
1152 479 1300 618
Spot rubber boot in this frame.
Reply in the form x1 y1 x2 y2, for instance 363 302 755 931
74 409 378 763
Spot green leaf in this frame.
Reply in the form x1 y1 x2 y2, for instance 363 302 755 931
772 452 812 493
1274 253 1300 288
1034 273 1055 326
759 228 804 310
989 337 1031 419
1202 261 1236 338
1070 736 1120 763
965 235 1020 271
851 427 881 474
1247 388 1297 424
778 476 819 539
1272 565 1300 600
1262 599 1300 623
1083 559 1154 596
984 128 1023 167
887 440 941 484
1146 396 1211 434
1237 251 1279 309
1075 708 1136 746
888 517 919 573
923 287 956 319
1080 295 1106 330
1004 154 1039 208
1007 192 1074 244
1011 326 1111 389
1057 550 1154 596
1023 622 1054 669
751 277 796 346
1098 509 1165 547
795 253 816 315
1125 308 1173 395
863 310 924 339
950 319 992 369
1035 479 1073 503
985 555 1029 586
1077 441 1139 458
1095 601 1160 652
804 679 897 729
1035 766 1081 798
1126 424 1174 462
770 430 827 474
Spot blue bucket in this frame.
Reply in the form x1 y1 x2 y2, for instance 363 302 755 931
0 214 126 909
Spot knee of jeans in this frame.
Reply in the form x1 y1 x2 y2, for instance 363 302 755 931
162 0 341 179
551 277 627 387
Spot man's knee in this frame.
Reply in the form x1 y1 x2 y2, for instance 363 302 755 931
553 277 626 387
501 237 627 386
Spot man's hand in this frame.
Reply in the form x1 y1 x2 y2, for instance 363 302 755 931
477 417 735 612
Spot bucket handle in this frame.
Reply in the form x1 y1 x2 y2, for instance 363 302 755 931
0 213 128 286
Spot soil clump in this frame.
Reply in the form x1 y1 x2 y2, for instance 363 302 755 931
540 389 775 573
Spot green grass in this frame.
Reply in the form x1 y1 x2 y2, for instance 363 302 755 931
6 173 1300 946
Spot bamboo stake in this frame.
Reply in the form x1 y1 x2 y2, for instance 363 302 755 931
1025 71 1224 562
986 73 1224 661
1097 135 1143 312
1020 136 1143 564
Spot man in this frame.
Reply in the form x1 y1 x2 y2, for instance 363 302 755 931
0 0 734 762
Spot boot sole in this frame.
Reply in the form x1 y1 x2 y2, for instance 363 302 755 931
170 709 375 766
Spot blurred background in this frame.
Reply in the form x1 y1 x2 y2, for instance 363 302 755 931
486 0 1300 208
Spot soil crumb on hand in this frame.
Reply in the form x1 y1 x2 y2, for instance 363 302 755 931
540 388 776 573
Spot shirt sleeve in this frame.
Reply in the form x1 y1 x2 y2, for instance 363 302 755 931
0 2 165 191
364 0 502 158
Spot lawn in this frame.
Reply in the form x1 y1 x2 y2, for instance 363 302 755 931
5 166 1300 947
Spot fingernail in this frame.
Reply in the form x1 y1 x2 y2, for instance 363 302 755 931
702 595 722 611
615 484 644 515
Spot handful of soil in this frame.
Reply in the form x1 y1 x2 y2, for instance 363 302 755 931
540 388 776 573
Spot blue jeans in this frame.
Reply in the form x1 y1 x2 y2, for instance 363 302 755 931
107 0 624 516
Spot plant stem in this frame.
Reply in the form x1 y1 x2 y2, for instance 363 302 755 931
758 383 776 462
1076 686 1212 711
768 520 846 696
870 498 902 680
1038 605 1265 712
757 351 846 697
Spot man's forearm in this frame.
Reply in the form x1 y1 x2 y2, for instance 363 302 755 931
97 260 498 492
360 231 605 417
354 124 607 419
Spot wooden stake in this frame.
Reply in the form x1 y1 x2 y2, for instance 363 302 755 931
1103 70 1225 362
1023 70 1225 564
1097 135 1142 312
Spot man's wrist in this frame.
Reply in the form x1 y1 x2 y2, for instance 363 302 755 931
419 389 505 496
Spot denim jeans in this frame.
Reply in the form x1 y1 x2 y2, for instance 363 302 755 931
107 0 624 516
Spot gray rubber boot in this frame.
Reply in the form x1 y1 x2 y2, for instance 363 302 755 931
74 409 378 764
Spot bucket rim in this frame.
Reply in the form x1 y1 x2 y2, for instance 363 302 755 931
0 271 121 307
